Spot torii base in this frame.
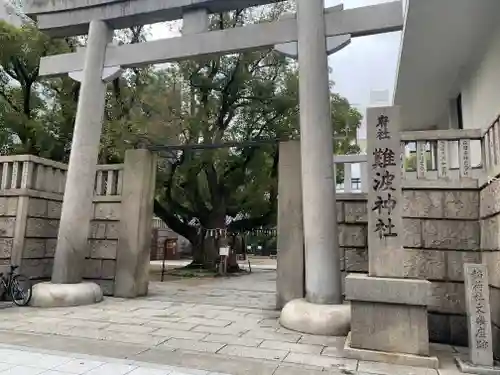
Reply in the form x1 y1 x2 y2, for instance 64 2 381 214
279 298 350 336
30 282 103 308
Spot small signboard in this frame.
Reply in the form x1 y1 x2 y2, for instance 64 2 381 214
219 247 230 257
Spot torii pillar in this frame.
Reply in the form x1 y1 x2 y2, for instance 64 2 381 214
29 20 118 307
278 0 350 335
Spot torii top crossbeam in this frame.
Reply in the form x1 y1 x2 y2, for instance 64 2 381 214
25 0 281 36
29 1 404 78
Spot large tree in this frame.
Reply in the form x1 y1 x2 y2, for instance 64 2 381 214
122 6 363 269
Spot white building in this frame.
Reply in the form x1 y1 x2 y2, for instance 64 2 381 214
394 0 500 169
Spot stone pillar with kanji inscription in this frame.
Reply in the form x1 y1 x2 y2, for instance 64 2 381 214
344 106 437 369
456 263 500 374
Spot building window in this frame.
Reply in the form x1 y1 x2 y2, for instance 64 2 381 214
456 94 463 129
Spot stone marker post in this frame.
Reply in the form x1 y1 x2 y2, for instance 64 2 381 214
367 107 405 277
463 263 494 367
344 107 434 367
31 20 113 307
279 0 350 336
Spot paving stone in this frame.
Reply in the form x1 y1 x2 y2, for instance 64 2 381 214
242 329 300 343
259 340 323 354
154 329 208 341
218 345 288 361
273 364 334 375
180 318 231 328
357 360 438 375
283 352 358 371
202 334 263 347
192 325 248 336
102 331 168 346
321 346 345 358
104 324 159 335
146 321 196 331
161 338 225 353
60 319 110 329
134 348 278 375
298 335 346 347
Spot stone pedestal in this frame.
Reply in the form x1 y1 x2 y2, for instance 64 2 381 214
280 299 350 336
30 282 103 308
345 274 438 368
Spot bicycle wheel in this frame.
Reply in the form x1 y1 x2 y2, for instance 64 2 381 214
9 274 32 306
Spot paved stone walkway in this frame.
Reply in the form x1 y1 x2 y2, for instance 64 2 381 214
0 270 467 375
0 344 226 374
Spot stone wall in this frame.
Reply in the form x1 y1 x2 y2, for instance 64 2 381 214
338 188 482 347
337 196 369 283
0 194 122 296
0 151 156 299
480 178 500 358
0 197 19 272
86 200 121 295
403 189 480 347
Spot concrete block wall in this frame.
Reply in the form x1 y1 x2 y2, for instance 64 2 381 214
480 178 500 358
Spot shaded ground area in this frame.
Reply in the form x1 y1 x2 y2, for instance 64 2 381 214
0 270 467 375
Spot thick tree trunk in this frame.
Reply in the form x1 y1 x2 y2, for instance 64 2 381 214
187 222 242 273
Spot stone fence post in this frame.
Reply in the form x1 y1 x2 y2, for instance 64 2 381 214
114 149 157 298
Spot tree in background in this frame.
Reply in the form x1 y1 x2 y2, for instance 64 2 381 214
0 4 362 270
141 5 362 269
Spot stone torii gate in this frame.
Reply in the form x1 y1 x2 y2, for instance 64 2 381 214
25 0 403 335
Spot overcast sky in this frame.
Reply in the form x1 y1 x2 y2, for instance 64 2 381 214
149 0 402 139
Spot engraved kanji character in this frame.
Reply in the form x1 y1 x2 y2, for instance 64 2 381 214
476 339 489 349
374 218 398 239
372 194 397 215
373 148 396 169
373 170 396 191
376 115 390 140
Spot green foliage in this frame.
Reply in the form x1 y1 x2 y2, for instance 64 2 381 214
0 21 80 160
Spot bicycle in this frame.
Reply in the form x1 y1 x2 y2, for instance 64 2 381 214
0 265 32 306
